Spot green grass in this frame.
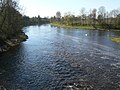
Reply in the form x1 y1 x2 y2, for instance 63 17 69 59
51 23 120 32
51 23 94 30
111 38 120 43
110 30 120 32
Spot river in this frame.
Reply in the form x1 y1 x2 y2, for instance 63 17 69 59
0 24 120 90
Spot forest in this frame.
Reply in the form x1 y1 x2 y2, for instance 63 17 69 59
23 15 49 26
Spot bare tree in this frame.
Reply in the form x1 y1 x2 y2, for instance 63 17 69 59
97 6 106 28
80 8 86 25
92 8 97 28
56 11 61 22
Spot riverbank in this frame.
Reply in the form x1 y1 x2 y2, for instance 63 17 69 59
51 23 94 30
0 32 28 53
51 23 120 32
111 37 120 43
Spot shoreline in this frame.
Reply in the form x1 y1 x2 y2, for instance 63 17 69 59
51 23 120 32
111 38 120 43
0 32 28 53
51 23 94 30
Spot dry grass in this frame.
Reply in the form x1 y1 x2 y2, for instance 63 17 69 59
111 38 120 43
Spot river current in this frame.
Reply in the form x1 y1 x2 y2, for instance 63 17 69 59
0 24 120 90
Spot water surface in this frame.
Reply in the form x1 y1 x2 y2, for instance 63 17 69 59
0 24 120 90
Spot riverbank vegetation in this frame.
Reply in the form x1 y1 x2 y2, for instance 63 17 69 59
111 38 120 43
23 15 50 26
0 0 28 52
50 6 120 30
51 23 94 30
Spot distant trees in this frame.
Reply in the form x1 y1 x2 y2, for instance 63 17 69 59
56 11 61 21
80 8 86 26
97 6 107 28
50 6 120 30
92 9 97 28
63 12 75 25
23 15 50 26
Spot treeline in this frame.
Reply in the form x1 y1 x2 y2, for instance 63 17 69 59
23 15 50 26
50 6 120 30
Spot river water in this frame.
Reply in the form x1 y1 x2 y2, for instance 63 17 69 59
0 24 120 90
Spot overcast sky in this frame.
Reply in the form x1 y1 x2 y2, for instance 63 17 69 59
19 0 120 17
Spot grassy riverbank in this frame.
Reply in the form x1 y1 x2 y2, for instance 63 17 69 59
51 23 95 30
51 23 120 32
111 38 120 43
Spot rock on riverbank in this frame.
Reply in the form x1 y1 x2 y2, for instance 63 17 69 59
0 32 28 53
